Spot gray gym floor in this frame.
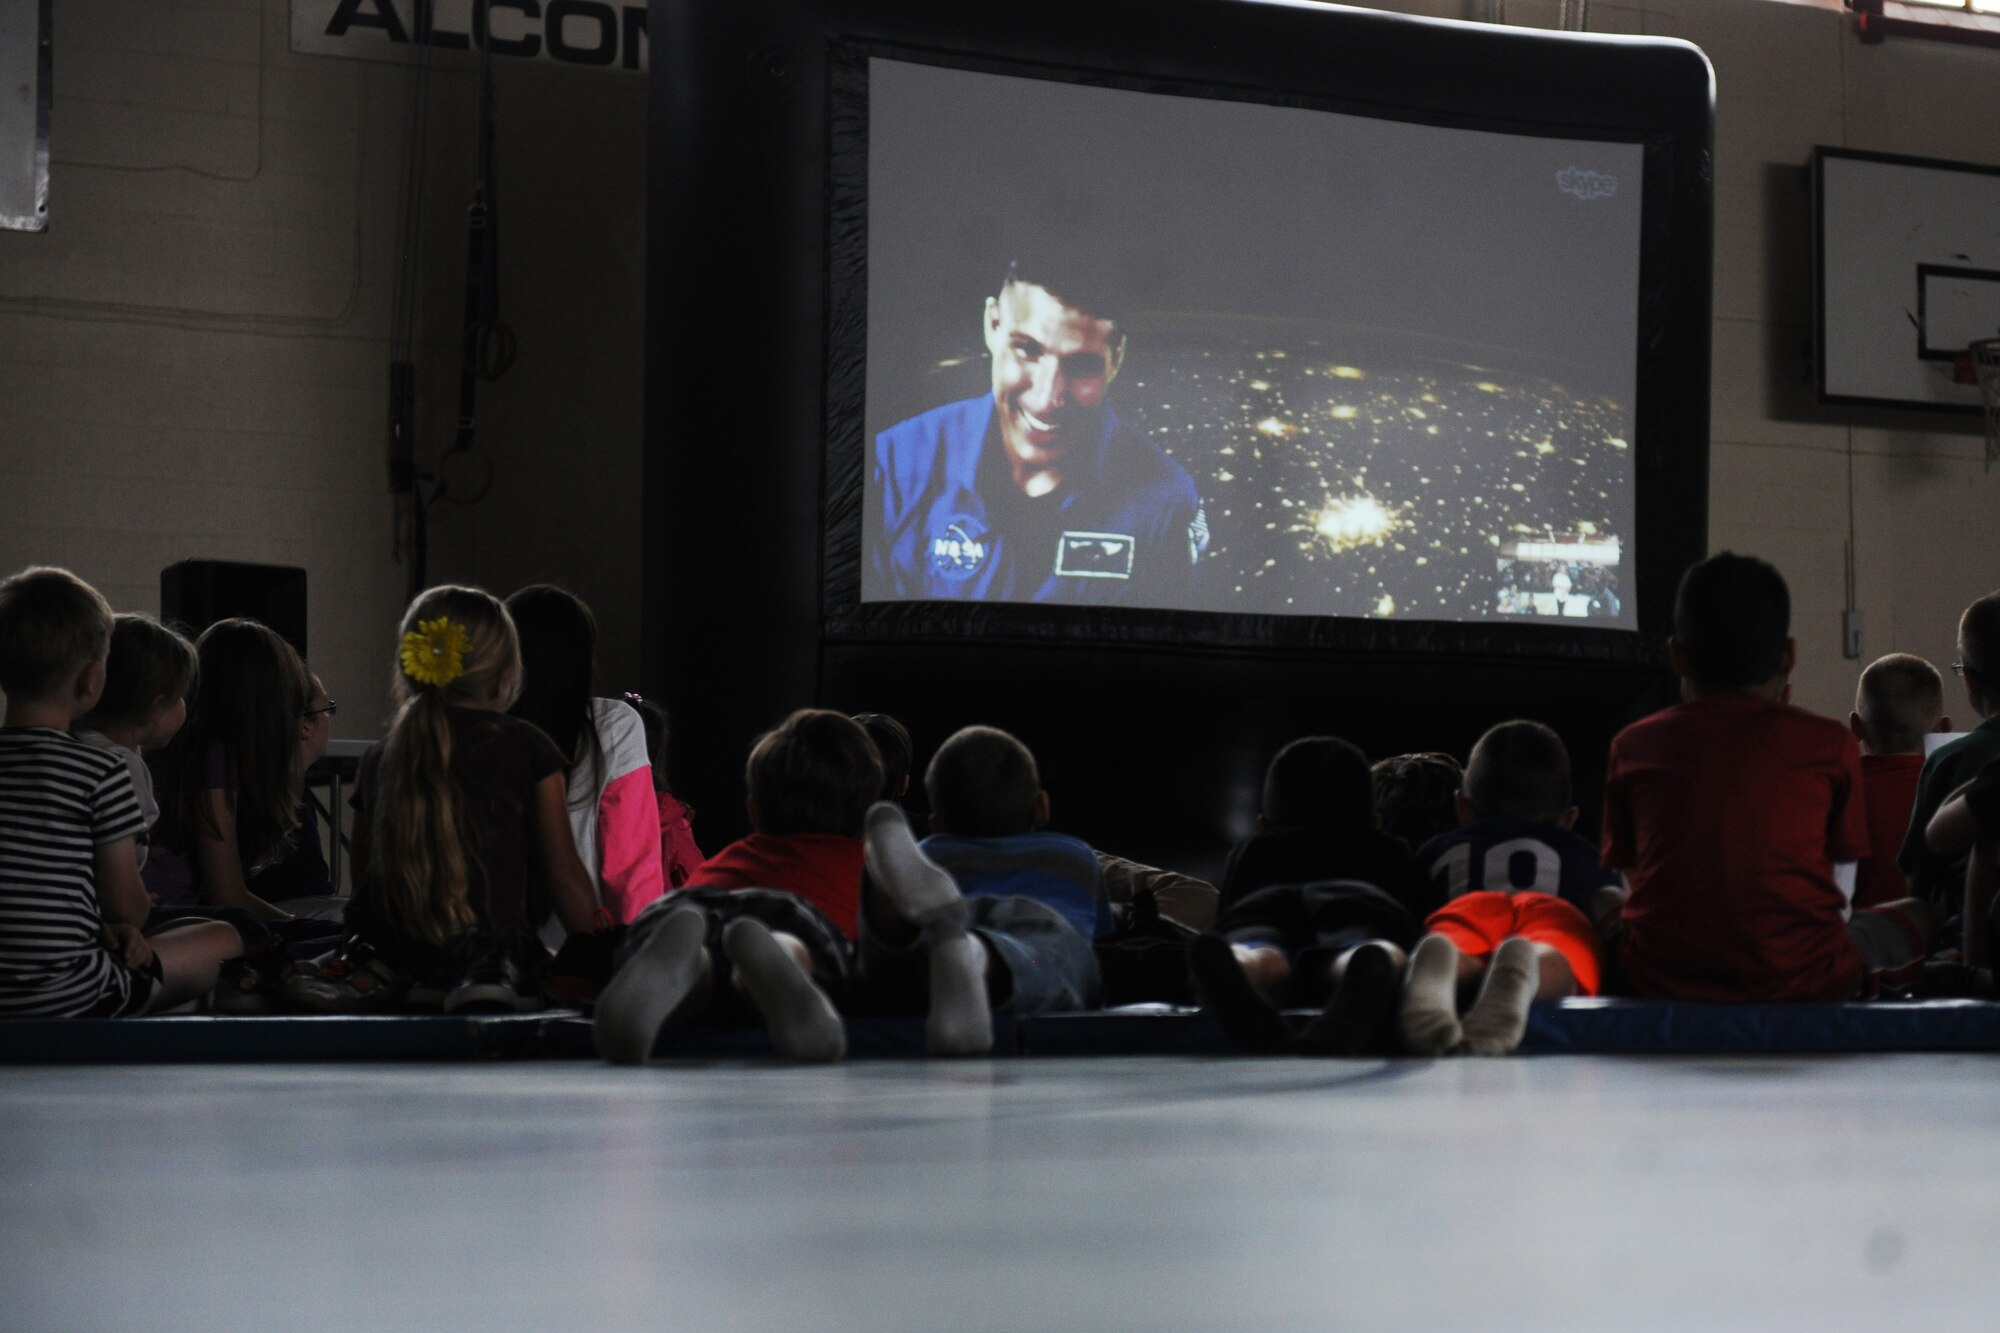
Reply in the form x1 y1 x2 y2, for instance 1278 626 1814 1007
4 1054 1994 1331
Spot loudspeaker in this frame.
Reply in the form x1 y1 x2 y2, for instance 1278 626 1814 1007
160 560 309 659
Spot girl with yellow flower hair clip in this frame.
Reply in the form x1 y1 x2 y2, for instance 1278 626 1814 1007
287 586 600 1013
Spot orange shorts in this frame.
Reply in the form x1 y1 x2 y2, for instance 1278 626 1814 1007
1425 890 1602 997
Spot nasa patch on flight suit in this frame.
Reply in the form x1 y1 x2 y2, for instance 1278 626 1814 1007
1054 531 1135 579
928 518 991 580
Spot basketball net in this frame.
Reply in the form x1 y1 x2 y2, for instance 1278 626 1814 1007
1976 338 2000 473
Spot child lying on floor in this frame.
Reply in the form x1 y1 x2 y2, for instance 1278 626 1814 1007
1192 736 1438 1054
1398 720 1616 1056
859 725 1113 1057
594 708 881 1064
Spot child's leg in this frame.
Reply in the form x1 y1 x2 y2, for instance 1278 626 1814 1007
593 905 712 1065
143 920 245 1011
1232 943 1291 999
1398 933 1466 1055
1188 935 1293 1052
722 922 845 1063
862 804 992 1055
1968 844 1997 970
1847 896 1935 992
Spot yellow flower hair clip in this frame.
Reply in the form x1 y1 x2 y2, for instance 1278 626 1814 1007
400 617 471 688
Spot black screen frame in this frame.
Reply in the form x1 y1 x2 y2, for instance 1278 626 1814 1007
645 0 1714 849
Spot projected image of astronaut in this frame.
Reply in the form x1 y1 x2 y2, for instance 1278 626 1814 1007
871 258 1208 605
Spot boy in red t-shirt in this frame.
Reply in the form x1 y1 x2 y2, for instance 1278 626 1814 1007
1599 553 1933 1001
594 708 882 1065
1848 654 1949 910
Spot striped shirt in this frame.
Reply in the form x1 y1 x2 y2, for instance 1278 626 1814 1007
0 727 148 1016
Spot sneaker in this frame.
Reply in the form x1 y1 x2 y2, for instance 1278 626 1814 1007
285 939 410 1014
443 939 544 1015
404 963 457 1012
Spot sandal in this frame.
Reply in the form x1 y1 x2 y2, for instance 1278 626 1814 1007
284 939 410 1014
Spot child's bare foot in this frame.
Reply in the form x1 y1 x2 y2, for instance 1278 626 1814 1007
1398 934 1464 1056
1460 936 1540 1056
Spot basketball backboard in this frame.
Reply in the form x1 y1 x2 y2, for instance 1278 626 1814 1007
1815 147 2000 412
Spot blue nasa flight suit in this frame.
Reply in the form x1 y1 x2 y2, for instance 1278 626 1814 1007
871 395 1205 605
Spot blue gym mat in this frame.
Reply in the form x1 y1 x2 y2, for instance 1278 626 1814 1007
1517 996 2000 1054
10 999 2000 1063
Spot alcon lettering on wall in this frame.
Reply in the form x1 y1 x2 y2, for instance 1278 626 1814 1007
291 0 648 72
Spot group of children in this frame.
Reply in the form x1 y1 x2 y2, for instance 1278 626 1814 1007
3 550 1998 1060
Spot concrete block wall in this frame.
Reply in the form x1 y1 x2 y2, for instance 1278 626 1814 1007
1449 0 2000 719
0 0 645 737
1 0 1996 747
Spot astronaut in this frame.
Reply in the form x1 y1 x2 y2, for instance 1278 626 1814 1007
870 261 1206 606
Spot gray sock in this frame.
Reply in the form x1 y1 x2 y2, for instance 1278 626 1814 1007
864 801 965 930
1460 937 1540 1056
926 932 993 1057
722 917 846 1064
1398 933 1464 1056
593 906 707 1066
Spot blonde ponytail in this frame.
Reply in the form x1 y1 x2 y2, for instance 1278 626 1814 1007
368 586 522 946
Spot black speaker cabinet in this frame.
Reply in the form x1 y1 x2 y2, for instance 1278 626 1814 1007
159 560 308 659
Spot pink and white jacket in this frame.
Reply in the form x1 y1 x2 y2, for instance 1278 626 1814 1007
554 698 668 938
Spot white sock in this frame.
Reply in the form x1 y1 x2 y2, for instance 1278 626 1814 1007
1398 934 1464 1056
926 932 993 1057
864 801 964 928
592 906 707 1066
1460 937 1541 1056
722 918 845 1064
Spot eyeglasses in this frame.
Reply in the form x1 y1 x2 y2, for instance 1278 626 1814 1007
303 700 338 718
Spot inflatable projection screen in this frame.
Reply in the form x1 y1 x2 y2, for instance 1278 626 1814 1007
646 0 1715 852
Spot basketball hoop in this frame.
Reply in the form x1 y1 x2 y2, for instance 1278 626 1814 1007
1974 337 2000 472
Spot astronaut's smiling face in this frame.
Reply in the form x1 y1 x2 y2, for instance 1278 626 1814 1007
983 279 1124 498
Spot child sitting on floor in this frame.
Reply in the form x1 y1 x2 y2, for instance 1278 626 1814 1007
508 585 667 938
594 708 882 1064
1898 592 2000 913
859 725 1113 1056
1600 552 1934 1001
0 567 244 1016
291 586 600 1013
1399 720 1617 1056
1926 761 2000 973
1849 654 1949 910
71 614 198 873
630 695 704 889
1193 736 1439 1054
144 619 311 921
